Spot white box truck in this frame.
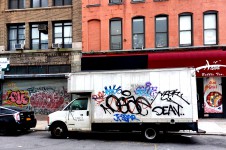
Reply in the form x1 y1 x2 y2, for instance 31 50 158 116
46 68 198 141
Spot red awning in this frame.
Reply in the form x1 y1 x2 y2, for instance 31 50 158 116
148 50 226 77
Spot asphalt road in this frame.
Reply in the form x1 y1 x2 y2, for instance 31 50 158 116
0 131 226 150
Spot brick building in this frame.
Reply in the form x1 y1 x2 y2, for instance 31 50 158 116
0 0 82 115
82 0 226 118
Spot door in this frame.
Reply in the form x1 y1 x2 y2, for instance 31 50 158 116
197 78 204 118
67 97 91 131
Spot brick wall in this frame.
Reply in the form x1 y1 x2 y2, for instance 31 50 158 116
82 0 226 52
0 0 82 51
0 0 82 72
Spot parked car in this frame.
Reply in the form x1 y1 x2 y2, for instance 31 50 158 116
0 106 37 134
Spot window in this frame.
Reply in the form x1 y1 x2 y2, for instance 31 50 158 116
49 65 71 73
31 24 48 50
109 0 122 3
53 22 72 48
155 15 168 48
179 13 192 46
9 0 25 9
110 18 122 50
204 11 218 45
54 0 72 6
132 0 144 2
5 65 71 74
132 17 145 49
0 108 15 114
31 0 48 8
64 98 88 111
8 24 25 51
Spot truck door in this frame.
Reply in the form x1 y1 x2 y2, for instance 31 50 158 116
67 97 91 131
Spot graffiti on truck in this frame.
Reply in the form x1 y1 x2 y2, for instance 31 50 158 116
101 90 152 116
134 82 158 98
151 89 190 117
114 114 140 123
3 82 70 115
92 82 191 121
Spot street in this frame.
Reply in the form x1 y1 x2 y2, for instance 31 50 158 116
0 131 226 150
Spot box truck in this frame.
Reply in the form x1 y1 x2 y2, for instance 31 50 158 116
46 68 198 141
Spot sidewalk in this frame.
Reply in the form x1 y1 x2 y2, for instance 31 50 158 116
197 118 226 135
32 118 226 136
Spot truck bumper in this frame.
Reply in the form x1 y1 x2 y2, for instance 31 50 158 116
45 125 50 131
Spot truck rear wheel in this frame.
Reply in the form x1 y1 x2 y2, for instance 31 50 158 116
51 123 67 139
142 127 159 142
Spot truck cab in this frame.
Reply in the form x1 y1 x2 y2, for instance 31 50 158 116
46 94 91 138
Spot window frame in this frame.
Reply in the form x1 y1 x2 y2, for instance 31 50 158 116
109 18 123 50
30 23 48 50
8 24 25 51
132 16 145 49
179 13 193 47
53 21 72 48
203 11 218 45
5 65 71 74
131 0 145 3
31 0 48 8
155 15 168 48
8 0 25 9
109 0 122 4
53 0 72 6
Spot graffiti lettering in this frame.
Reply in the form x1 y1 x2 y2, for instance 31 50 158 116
5 90 29 105
100 90 152 116
152 105 184 116
134 82 158 98
151 89 190 116
27 87 55 93
114 114 140 122
3 86 70 115
92 91 105 104
104 85 122 96
154 89 190 106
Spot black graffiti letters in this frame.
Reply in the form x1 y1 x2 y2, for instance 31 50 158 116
100 90 152 116
152 104 184 116
157 89 190 105
151 89 190 117
97 87 190 117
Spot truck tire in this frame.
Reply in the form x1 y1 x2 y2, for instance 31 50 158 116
50 123 68 139
142 127 159 142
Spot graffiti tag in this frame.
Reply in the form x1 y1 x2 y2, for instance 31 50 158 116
104 85 122 96
134 82 158 98
151 89 190 117
114 114 140 122
5 90 30 105
100 90 152 116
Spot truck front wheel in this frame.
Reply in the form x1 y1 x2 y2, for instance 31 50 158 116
142 127 159 142
50 123 67 139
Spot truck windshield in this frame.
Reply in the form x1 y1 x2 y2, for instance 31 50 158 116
64 98 88 111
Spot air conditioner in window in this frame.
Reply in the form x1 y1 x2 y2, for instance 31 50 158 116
52 43 62 49
38 24 48 32
14 43 24 50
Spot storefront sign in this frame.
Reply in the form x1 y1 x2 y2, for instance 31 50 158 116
204 77 223 113
195 60 226 77
148 50 226 77
0 58 10 71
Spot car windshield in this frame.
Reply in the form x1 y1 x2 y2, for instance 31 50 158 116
4 106 27 112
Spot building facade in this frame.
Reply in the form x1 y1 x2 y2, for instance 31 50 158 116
0 0 82 116
82 0 226 118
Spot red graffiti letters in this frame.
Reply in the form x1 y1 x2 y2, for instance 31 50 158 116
5 90 30 105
